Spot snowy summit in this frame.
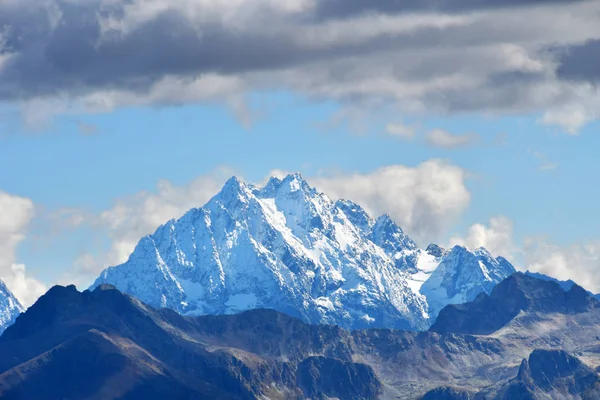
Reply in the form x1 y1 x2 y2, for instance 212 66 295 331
92 174 515 330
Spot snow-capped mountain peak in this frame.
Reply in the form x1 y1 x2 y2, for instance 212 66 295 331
92 173 515 330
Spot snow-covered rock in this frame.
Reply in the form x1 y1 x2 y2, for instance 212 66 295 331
421 246 516 318
92 173 515 330
0 280 24 334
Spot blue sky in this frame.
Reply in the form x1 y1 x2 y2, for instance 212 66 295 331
4 96 598 234
1 0 600 305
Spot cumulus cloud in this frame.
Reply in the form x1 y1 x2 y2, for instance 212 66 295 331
449 216 516 257
309 160 471 244
2 264 47 307
425 129 479 148
98 167 235 266
539 103 597 135
524 238 600 293
61 167 235 286
0 0 599 132
386 122 416 139
0 191 47 307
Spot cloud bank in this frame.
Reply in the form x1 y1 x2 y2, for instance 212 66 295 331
0 0 599 131
0 191 47 307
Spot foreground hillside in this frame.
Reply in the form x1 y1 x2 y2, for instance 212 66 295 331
0 273 599 399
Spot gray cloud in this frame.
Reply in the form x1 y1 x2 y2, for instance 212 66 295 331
556 39 600 82
0 0 599 132
314 0 585 20
425 129 479 148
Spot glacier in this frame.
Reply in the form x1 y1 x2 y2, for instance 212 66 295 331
92 173 516 330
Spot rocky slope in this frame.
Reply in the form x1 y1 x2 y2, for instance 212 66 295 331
92 173 515 330
0 284 371 400
489 349 600 399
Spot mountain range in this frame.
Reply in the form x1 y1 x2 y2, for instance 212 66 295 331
90 173 516 330
1 273 600 399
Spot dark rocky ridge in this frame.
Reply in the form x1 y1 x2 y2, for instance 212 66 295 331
488 349 600 399
0 284 380 399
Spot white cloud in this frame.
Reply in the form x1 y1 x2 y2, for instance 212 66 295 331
47 207 87 229
385 122 415 139
524 238 600 293
2 264 48 307
449 216 516 257
425 129 478 149
0 191 47 307
451 216 600 293
539 103 596 135
309 160 471 244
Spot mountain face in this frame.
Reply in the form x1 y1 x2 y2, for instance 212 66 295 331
3 276 600 400
418 273 600 399
488 350 600 399
431 272 599 335
0 280 23 334
92 174 515 330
